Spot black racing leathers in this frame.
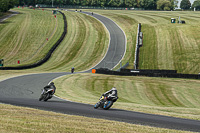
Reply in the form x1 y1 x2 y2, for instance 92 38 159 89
44 84 56 94
103 87 118 102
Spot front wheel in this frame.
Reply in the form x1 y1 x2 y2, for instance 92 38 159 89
39 94 45 101
39 95 43 101
94 102 100 109
44 93 50 102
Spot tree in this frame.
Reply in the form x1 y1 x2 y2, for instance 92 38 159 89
140 0 157 10
192 0 200 10
0 0 18 12
157 0 171 10
8 0 19 9
171 0 178 9
124 0 134 7
0 0 9 12
180 0 191 9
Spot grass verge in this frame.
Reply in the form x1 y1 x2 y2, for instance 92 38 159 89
83 10 200 74
54 73 200 121
0 104 192 133
29 10 109 72
0 8 64 67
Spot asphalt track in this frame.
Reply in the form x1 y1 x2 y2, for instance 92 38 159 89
0 11 18 23
0 11 200 132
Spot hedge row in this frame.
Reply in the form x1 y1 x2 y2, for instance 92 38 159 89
0 11 67 70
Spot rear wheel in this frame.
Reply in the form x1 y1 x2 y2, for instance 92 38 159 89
103 101 113 110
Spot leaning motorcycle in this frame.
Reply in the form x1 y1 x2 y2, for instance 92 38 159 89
71 67 74 73
94 94 117 110
39 88 54 102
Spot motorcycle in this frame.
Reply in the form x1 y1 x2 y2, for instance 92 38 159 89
94 94 117 110
71 67 74 73
39 88 54 102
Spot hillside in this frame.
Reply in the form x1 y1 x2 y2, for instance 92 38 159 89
84 10 200 74
0 8 199 133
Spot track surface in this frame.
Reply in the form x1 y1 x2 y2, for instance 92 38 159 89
0 11 18 23
0 11 200 132
83 11 126 69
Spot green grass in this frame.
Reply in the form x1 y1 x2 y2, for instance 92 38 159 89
0 8 109 73
31 11 109 72
0 8 64 66
139 24 158 69
1 9 199 73
54 73 200 120
0 104 193 133
0 11 12 18
0 9 200 132
83 10 200 74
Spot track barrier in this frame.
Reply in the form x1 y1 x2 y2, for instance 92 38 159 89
134 23 143 69
94 68 200 79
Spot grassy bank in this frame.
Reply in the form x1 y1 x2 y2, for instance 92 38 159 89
0 11 12 18
0 9 109 77
33 11 109 72
0 9 109 72
0 8 64 67
54 73 200 120
83 10 200 74
0 104 192 133
0 9 199 133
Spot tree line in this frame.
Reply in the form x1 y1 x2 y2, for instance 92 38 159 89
20 0 178 10
1 0 200 12
17 0 200 10
0 0 19 12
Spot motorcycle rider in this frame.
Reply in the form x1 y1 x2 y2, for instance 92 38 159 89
39 82 56 101
71 67 75 73
102 87 118 102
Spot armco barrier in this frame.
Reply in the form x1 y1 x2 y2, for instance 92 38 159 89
0 11 67 70
134 23 143 69
95 68 200 79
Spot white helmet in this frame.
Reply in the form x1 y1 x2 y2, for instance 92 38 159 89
111 87 116 91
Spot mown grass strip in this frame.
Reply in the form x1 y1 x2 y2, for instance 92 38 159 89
0 104 192 133
0 8 65 68
84 10 200 74
54 73 200 120
32 11 109 72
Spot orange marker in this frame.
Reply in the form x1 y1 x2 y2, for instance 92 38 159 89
92 69 96 73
